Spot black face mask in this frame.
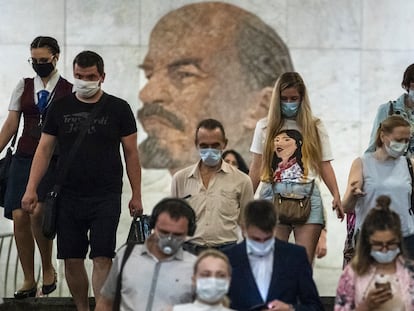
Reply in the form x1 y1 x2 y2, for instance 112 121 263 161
32 62 54 78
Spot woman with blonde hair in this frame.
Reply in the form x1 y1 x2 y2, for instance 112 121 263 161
249 72 343 263
171 249 234 311
342 115 414 259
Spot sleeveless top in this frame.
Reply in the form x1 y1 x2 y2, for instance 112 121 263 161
355 153 414 237
17 77 72 156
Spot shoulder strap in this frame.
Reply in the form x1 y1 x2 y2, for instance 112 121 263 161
388 100 395 115
406 157 414 215
54 93 108 192
113 242 136 311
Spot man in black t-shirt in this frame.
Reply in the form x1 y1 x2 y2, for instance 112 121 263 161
22 51 143 311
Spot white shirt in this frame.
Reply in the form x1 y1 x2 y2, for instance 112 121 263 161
101 243 196 311
173 300 234 311
8 70 62 111
246 244 274 301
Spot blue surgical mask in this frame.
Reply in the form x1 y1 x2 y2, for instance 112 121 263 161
385 140 408 158
246 237 275 257
281 101 300 118
370 248 400 264
199 148 222 167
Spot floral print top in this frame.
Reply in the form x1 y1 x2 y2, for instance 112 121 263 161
335 257 414 310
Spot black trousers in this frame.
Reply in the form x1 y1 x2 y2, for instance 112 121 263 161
183 241 237 256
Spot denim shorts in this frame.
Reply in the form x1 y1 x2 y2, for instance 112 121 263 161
56 192 121 259
4 153 57 219
259 182 324 225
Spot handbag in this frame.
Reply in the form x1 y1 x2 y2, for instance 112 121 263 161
126 215 151 244
0 146 14 206
42 94 108 239
0 118 20 207
272 180 314 225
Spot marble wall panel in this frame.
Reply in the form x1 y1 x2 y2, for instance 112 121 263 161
0 0 65 45
0 0 413 298
286 0 361 49
362 0 414 50
66 0 140 45
291 48 360 122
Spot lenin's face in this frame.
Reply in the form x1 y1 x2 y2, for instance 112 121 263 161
138 12 259 172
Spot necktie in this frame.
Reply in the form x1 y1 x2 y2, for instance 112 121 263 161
37 89 50 126
37 89 50 114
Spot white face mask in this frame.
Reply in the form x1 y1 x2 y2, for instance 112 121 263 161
196 277 229 304
74 78 100 98
384 140 408 158
246 237 275 257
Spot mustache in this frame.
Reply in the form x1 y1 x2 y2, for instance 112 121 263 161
137 103 185 132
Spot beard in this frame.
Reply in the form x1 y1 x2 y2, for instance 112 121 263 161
139 136 178 169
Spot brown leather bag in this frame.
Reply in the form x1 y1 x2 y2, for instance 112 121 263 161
273 180 314 225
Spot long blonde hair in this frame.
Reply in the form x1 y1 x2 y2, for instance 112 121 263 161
261 72 322 182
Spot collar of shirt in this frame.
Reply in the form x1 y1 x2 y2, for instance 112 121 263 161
141 239 185 261
187 160 232 179
33 70 60 103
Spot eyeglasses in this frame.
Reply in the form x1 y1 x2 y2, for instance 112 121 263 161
27 56 55 65
370 240 400 251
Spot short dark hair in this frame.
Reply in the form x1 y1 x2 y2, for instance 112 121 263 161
73 50 105 75
30 36 60 55
402 63 414 90
195 118 226 145
150 198 196 236
243 200 276 233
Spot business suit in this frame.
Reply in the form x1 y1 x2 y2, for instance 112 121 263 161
223 239 324 311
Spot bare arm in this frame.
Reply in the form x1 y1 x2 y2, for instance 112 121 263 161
320 161 344 220
94 296 113 311
0 111 20 152
249 152 262 192
21 133 56 213
342 158 365 213
121 132 143 217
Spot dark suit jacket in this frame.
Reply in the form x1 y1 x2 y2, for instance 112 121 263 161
223 239 324 311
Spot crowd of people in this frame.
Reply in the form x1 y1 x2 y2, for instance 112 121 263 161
1 17 414 311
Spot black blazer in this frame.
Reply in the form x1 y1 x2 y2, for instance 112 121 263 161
223 239 324 311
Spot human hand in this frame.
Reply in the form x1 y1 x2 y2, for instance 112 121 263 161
350 181 366 198
21 190 38 214
332 197 345 220
315 229 327 258
129 196 143 217
265 300 294 310
363 286 392 309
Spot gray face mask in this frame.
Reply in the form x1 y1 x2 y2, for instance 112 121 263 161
157 232 185 255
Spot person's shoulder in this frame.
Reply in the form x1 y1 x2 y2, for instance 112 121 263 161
57 76 73 87
52 92 75 106
275 239 307 256
173 163 197 178
104 92 128 105
222 241 245 259
182 249 197 263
